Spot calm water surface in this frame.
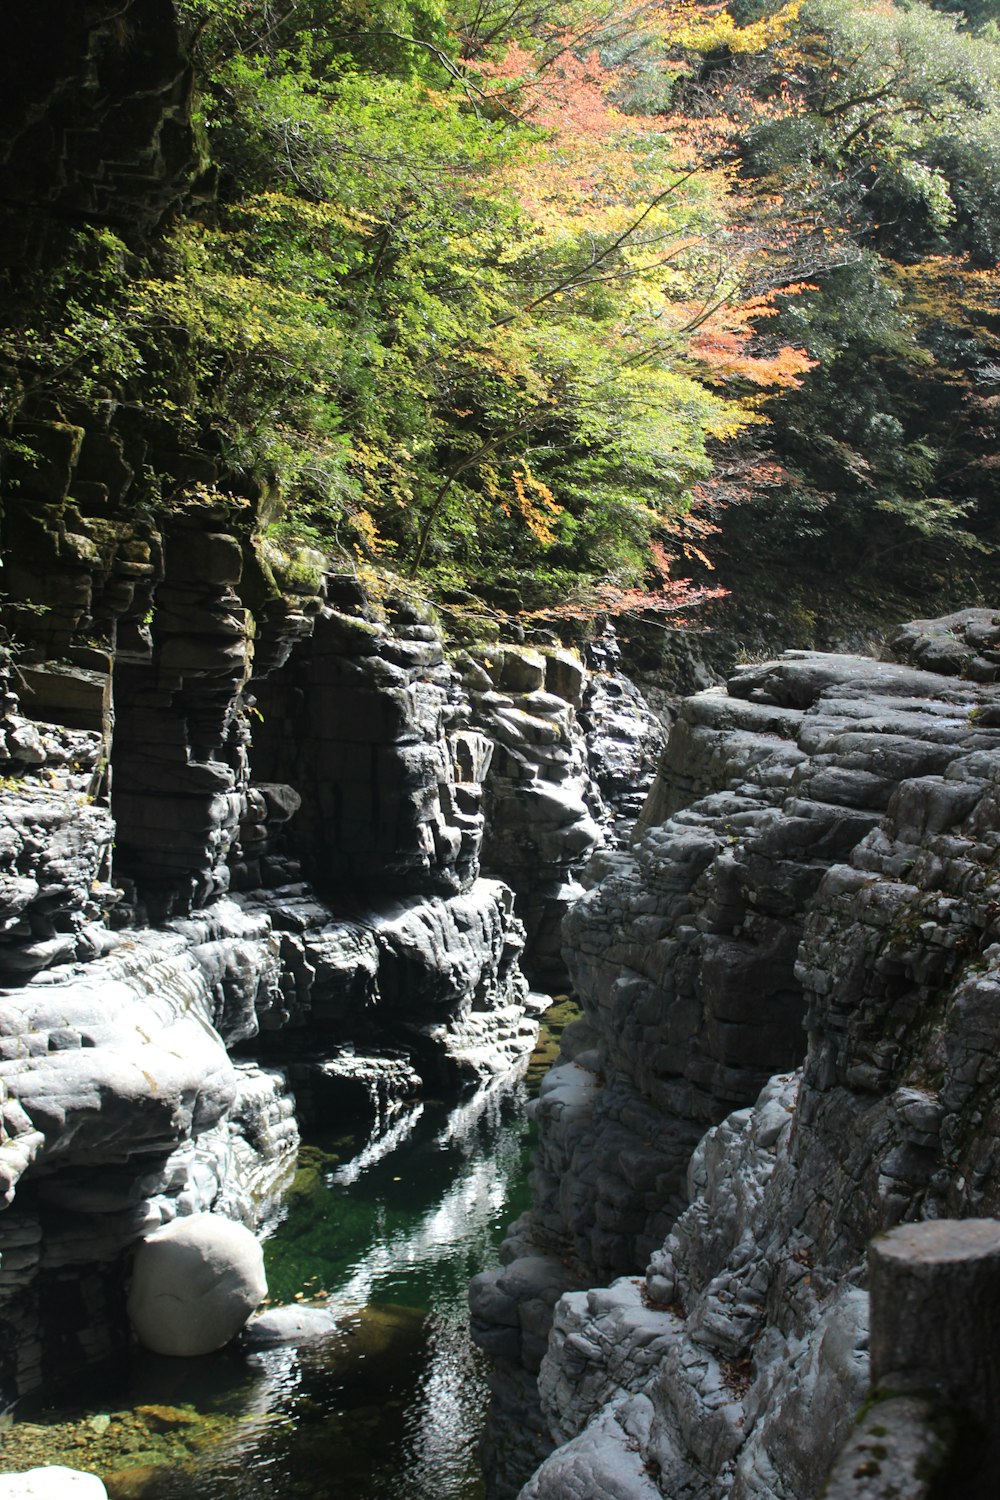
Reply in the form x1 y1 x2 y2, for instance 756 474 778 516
11 1065 537 1500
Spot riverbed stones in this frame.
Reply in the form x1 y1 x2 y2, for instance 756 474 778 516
244 1302 341 1346
127 1213 267 1356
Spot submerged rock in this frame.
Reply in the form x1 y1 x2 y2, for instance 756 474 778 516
127 1214 267 1357
244 1302 341 1346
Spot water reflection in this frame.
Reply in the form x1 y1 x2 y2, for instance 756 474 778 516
194 1067 534 1498
9 1063 536 1500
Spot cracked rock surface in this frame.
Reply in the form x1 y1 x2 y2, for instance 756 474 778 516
474 617 1000 1500
0 575 548 1401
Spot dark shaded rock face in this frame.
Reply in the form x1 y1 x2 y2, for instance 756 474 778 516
473 614 1000 1500
252 606 490 898
0 0 196 272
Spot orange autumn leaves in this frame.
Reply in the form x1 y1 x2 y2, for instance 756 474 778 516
462 10 815 408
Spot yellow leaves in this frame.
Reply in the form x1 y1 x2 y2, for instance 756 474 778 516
499 141 642 237
350 508 390 557
683 541 714 569
240 192 378 237
349 440 415 517
887 256 1000 331
510 464 563 546
491 462 566 552
481 464 506 508
462 347 524 384
652 0 804 57
349 440 385 475
487 458 563 546
703 401 767 439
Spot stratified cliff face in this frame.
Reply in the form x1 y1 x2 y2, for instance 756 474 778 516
0 415 664 1404
472 609 1000 1500
453 643 665 987
0 2 665 1405
0 575 523 1399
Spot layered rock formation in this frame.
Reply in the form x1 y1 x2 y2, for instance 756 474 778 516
452 643 665 985
473 608 1000 1499
0 562 547 1401
0 382 670 1407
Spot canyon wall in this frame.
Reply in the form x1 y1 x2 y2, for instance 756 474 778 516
472 608 1000 1500
0 447 662 1403
0 1 665 1409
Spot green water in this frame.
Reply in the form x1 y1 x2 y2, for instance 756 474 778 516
265 1081 536 1315
209 1079 538 1499
5 1065 539 1500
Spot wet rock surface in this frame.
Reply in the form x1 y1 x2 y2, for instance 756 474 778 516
474 620 1000 1500
0 1468 108 1498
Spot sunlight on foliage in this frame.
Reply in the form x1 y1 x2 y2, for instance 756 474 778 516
4 0 996 624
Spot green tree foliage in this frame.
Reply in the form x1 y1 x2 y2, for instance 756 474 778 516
3 0 997 634
1 0 816 617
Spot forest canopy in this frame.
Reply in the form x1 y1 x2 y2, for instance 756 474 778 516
3 0 999 629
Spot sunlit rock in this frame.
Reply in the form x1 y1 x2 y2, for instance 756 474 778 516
476 623 1000 1499
0 1469 107 1498
127 1213 267 1356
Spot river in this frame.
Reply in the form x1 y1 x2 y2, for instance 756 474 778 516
1 1024 562 1499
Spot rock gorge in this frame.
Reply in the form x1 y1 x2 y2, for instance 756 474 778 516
4 5 1000 1499
6 492 1000 1500
0 493 666 1398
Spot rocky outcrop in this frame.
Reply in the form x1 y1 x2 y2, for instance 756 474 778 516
454 643 602 986
453 642 665 986
0 383 672 1403
0 0 196 272
579 666 666 832
0 510 553 1403
252 588 491 898
474 614 1000 1500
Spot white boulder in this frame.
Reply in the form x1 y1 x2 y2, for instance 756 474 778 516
0 1469 107 1498
127 1212 267 1357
